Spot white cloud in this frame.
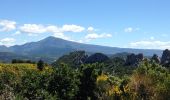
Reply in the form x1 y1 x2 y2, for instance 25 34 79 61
62 24 85 32
18 24 86 42
85 33 112 39
46 25 61 33
124 27 139 33
19 24 46 35
77 40 84 43
45 25 69 40
129 40 170 49
19 24 85 38
0 38 16 46
53 32 70 40
78 32 112 43
46 24 85 33
12 31 21 36
124 27 133 33
0 20 16 32
87 27 94 32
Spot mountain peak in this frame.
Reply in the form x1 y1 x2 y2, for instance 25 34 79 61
0 45 7 48
46 36 56 38
0 36 163 63
42 36 68 42
44 36 58 40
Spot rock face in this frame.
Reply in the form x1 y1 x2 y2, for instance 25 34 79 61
125 53 144 66
85 53 109 64
54 51 88 68
161 49 170 67
151 54 160 63
71 51 88 65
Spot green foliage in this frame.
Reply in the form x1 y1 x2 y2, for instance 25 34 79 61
48 64 80 99
0 63 55 99
129 60 170 99
0 71 17 99
0 55 170 100
15 70 53 99
77 63 105 100
105 57 135 77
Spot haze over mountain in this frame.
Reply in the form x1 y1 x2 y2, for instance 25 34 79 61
0 36 163 63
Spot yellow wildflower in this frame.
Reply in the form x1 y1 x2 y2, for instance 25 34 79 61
97 74 108 82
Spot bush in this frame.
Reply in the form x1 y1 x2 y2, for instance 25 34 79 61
37 60 44 71
129 60 170 99
48 64 79 99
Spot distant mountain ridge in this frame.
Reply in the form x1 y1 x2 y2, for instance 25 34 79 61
0 52 29 62
0 36 163 63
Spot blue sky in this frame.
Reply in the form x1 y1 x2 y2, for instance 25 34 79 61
0 0 170 49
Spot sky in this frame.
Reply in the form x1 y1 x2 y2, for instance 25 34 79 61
0 0 170 49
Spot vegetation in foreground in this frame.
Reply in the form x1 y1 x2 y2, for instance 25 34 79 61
0 50 170 100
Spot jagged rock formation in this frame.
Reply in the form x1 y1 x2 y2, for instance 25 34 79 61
53 51 88 68
85 53 109 64
125 53 144 66
151 54 160 63
71 51 88 65
161 49 170 67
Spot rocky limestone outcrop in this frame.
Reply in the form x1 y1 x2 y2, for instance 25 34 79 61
85 53 109 64
151 54 160 64
54 50 88 68
125 53 144 66
161 49 170 67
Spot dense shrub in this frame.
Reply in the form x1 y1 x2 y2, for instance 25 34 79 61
48 64 80 99
0 57 170 99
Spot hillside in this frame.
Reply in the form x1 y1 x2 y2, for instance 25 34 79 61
0 36 163 63
0 52 29 63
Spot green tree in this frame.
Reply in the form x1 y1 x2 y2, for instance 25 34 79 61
37 60 44 71
11 59 17 63
77 63 100 100
48 64 79 99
